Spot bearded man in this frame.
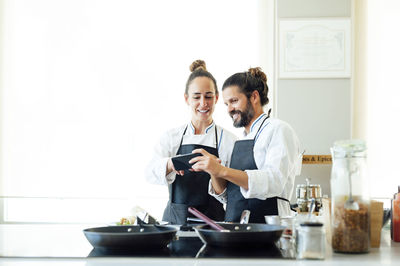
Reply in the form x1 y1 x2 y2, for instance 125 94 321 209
190 67 303 223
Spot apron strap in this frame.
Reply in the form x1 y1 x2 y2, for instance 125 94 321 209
214 125 219 151
176 125 188 156
178 123 219 154
275 196 296 213
253 115 269 141
275 196 290 202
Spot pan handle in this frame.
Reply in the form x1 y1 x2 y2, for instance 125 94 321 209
188 207 226 231
240 210 251 224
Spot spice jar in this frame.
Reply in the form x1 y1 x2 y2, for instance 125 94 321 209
296 181 323 213
330 139 370 253
296 222 325 260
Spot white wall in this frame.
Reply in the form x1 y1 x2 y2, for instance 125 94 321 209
0 0 274 222
275 0 352 201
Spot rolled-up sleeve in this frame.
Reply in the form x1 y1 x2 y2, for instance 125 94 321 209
240 122 301 201
208 180 227 204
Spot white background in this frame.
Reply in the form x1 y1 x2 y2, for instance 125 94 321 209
0 0 273 221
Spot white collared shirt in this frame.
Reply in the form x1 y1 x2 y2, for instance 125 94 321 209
145 122 238 185
209 113 303 217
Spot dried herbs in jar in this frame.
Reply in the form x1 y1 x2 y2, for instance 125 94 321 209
332 201 370 253
330 140 370 253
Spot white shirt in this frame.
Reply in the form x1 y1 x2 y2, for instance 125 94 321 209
145 122 238 185
209 113 303 217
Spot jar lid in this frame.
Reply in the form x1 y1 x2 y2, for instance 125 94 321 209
297 198 322 203
300 222 323 227
297 184 321 188
331 139 366 158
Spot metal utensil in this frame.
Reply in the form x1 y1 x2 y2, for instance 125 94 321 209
344 164 360 210
308 198 315 220
188 207 228 232
240 210 251 224
187 217 206 223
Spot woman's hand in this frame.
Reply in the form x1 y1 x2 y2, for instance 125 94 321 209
167 158 185 176
189 148 225 177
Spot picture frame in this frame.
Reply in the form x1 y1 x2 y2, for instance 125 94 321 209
279 18 351 78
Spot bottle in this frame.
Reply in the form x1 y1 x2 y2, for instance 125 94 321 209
330 139 370 253
393 186 400 242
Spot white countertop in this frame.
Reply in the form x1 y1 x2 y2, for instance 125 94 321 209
0 224 399 266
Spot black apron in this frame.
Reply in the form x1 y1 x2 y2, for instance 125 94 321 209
162 125 225 225
225 117 290 223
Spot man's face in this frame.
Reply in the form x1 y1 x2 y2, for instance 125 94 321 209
222 86 254 128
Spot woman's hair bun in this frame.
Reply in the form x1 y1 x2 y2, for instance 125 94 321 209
190 60 207 72
248 67 267 83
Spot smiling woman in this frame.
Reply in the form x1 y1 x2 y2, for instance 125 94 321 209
0 0 273 222
144 60 238 225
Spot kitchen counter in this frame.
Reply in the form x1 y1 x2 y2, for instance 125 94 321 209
0 224 399 266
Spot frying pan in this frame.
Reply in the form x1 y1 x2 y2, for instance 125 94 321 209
83 225 177 250
194 223 285 248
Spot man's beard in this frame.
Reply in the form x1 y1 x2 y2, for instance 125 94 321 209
230 100 255 128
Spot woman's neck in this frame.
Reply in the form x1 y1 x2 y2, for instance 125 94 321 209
191 120 213 134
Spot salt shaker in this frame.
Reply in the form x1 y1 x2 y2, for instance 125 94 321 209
296 222 325 260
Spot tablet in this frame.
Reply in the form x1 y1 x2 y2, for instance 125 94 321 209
171 153 202 170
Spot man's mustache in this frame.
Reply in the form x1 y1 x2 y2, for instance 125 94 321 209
229 110 241 118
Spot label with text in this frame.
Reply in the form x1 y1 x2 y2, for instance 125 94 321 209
302 155 332 164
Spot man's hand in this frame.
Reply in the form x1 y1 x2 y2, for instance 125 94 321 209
189 148 224 177
190 149 249 191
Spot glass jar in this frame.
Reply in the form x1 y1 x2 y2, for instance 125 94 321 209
330 139 370 253
280 216 295 239
296 222 325 260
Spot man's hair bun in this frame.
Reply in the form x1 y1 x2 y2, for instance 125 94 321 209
248 67 267 83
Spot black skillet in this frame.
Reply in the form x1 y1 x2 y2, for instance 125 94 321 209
188 207 285 248
194 223 285 248
83 224 178 250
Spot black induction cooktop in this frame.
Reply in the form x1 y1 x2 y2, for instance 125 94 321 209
0 224 295 259
87 236 296 259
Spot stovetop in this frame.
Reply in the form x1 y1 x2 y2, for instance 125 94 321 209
0 224 295 259
88 237 295 259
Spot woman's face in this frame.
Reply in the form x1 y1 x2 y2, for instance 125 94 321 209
185 77 218 124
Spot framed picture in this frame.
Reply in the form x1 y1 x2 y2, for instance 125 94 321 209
279 18 351 78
